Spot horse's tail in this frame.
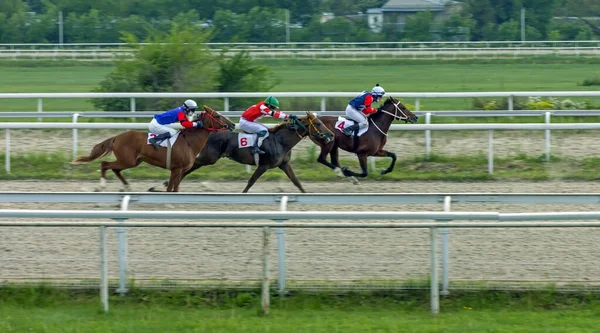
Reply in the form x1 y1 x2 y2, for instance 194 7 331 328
71 137 115 164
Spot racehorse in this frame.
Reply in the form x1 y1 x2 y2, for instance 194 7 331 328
154 111 334 193
72 105 235 192
310 97 418 184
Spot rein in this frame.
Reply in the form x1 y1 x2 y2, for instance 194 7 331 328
371 99 410 136
292 117 323 139
200 111 230 132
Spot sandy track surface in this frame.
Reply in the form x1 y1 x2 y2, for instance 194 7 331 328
1 180 600 285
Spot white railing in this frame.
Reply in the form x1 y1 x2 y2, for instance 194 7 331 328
2 40 600 49
3 191 600 299
2 47 600 60
2 91 600 113
2 121 600 173
2 206 600 315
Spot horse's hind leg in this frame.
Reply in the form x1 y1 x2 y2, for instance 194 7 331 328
96 154 140 192
278 161 306 193
113 158 143 192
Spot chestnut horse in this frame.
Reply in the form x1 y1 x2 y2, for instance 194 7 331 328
156 111 334 193
72 106 235 192
310 97 418 184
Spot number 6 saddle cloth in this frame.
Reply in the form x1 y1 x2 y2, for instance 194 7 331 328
238 132 259 149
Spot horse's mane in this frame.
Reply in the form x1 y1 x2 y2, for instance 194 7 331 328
269 117 306 133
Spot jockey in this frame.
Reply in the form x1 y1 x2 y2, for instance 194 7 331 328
148 99 203 150
343 84 385 135
239 96 297 154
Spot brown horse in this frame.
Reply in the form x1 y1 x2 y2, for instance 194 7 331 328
156 111 334 193
310 97 418 184
72 105 235 192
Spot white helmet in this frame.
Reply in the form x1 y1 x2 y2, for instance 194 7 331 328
183 99 198 114
371 84 385 97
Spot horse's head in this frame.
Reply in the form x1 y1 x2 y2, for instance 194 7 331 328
292 111 334 143
379 97 419 124
199 105 236 132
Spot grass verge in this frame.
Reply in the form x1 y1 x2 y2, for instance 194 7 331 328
1 151 599 181
1 285 600 333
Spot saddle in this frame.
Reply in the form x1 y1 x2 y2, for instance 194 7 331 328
334 117 369 137
146 132 179 148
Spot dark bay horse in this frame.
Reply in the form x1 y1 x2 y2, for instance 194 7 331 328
155 111 334 193
72 106 235 192
310 97 418 184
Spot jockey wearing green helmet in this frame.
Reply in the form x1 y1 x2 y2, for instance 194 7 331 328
239 96 297 154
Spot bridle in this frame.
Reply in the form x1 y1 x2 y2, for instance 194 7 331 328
370 97 410 137
291 116 328 140
199 110 232 132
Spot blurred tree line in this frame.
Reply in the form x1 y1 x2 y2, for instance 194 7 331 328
0 0 597 44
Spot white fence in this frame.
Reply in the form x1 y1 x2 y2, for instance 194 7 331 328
2 205 600 315
2 41 600 60
2 91 600 113
3 121 600 174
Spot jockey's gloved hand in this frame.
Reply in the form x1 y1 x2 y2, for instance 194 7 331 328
195 120 203 128
288 114 298 120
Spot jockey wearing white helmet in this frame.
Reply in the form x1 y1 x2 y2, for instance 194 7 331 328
343 84 385 135
148 99 203 150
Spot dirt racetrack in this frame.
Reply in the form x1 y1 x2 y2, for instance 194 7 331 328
1 180 600 287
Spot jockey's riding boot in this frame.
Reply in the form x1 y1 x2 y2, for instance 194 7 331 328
343 124 359 136
251 140 265 155
149 132 171 150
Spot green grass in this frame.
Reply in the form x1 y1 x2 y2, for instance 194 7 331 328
1 59 600 112
2 151 600 181
1 286 600 332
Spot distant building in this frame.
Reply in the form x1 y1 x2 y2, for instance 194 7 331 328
321 12 335 24
367 0 462 33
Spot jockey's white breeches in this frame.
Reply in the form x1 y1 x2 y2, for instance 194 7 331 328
239 118 270 138
149 118 182 136
345 105 368 129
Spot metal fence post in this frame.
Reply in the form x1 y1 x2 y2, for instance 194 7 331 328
320 97 326 112
277 196 288 294
224 97 230 112
116 195 131 295
545 112 551 161
441 196 451 295
425 112 431 160
99 225 109 313
130 97 136 112
430 227 439 316
508 96 514 111
37 98 43 122
415 98 420 111
72 113 79 159
5 129 10 173
246 165 252 174
488 130 494 175
262 226 271 315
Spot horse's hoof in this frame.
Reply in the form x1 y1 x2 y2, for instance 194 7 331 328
380 169 390 175
348 176 360 185
334 167 344 177
120 185 132 192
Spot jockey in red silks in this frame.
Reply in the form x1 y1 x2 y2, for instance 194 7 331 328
239 96 297 154
343 84 386 135
148 99 203 150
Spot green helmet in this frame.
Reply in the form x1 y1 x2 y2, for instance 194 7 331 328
264 96 279 109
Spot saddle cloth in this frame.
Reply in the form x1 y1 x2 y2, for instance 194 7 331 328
334 117 369 137
238 132 260 149
146 132 180 148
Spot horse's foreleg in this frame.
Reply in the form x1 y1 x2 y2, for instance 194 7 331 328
342 153 368 184
373 150 397 175
317 143 343 177
278 161 306 193
166 168 184 192
242 165 269 193
329 145 343 177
